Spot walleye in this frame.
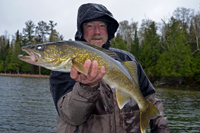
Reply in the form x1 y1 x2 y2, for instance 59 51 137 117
18 41 159 133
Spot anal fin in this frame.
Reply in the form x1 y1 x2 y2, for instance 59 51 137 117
116 90 130 109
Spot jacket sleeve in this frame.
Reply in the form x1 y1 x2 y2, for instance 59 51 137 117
49 71 100 126
49 71 76 113
146 93 170 133
57 82 100 126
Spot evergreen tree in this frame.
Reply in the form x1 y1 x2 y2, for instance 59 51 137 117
49 29 60 42
35 21 50 43
111 33 128 51
0 35 10 72
4 39 22 73
49 21 64 42
23 20 35 44
140 21 161 78
191 13 200 54
0 61 4 72
49 20 57 32
130 29 140 60
156 17 193 84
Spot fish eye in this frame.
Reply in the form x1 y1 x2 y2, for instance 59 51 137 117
36 45 44 51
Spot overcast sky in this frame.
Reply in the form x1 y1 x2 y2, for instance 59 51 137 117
0 0 199 40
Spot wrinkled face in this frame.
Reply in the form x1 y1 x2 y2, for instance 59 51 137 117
83 21 108 47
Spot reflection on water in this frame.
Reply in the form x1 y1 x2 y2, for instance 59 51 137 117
156 88 200 133
0 76 57 133
0 76 200 133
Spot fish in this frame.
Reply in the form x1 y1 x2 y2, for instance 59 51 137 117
18 41 159 133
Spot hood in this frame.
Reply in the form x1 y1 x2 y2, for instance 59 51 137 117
75 3 119 49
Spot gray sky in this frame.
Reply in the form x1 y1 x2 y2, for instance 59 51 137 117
0 0 199 40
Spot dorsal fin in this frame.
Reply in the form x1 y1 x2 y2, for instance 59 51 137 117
121 61 139 87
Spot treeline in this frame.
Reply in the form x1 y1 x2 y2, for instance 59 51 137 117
111 7 200 87
0 20 63 75
0 7 199 87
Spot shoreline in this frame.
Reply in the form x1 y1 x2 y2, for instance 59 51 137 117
0 73 50 78
0 73 199 90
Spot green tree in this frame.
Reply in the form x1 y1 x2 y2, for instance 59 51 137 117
0 34 10 72
188 14 200 83
190 12 200 54
49 29 61 42
49 21 64 42
140 21 161 78
49 21 57 42
35 21 50 43
0 61 4 72
117 20 137 51
111 33 128 51
139 18 153 44
4 40 22 73
130 29 141 60
23 20 35 44
4 53 11 72
192 52 200 83
156 17 193 84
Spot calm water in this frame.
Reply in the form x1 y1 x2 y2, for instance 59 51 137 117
0 76 200 133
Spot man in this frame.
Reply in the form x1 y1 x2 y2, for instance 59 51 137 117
50 3 169 133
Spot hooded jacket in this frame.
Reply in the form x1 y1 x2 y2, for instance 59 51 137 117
49 3 169 133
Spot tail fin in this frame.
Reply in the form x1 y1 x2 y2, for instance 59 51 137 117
140 101 160 133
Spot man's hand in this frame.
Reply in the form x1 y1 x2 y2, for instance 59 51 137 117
70 59 105 87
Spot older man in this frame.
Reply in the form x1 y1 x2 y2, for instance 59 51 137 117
50 3 169 133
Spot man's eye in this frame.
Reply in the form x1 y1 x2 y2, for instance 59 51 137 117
100 24 106 28
86 24 93 28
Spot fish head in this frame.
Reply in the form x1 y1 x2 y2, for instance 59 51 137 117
18 42 74 71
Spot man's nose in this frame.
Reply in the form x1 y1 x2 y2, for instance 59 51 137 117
93 26 100 34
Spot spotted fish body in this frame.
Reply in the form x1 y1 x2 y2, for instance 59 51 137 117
18 41 159 133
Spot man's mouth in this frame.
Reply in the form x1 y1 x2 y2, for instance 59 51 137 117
91 38 102 41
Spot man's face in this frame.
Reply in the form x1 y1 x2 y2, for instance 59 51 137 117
83 21 108 47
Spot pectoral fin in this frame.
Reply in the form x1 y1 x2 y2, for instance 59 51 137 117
116 90 130 109
72 59 88 76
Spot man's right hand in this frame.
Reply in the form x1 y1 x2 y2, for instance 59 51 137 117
70 59 105 87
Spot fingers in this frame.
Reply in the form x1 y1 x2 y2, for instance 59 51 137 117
70 59 91 80
83 59 91 74
87 65 105 87
70 60 105 87
88 60 98 80
70 67 79 80
98 66 105 79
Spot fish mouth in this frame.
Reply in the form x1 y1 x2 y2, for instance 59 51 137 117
18 48 52 68
19 49 38 61
18 49 41 66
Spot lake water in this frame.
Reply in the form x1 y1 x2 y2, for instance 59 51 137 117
155 87 200 133
0 76 200 133
0 76 57 133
